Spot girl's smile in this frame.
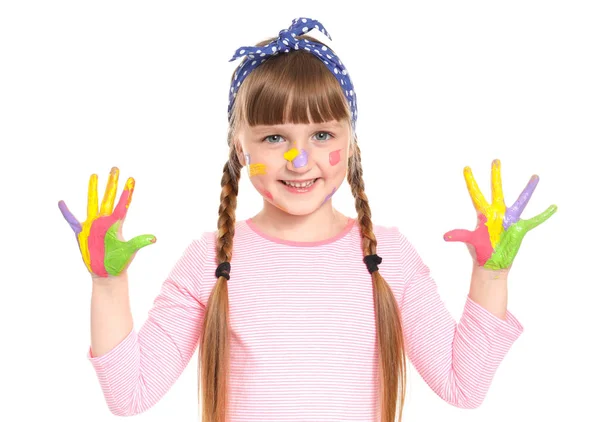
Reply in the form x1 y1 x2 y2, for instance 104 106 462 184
279 177 322 193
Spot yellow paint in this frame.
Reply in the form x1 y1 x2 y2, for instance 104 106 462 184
100 167 119 216
79 172 99 272
248 163 267 177
463 161 506 248
125 177 135 208
491 159 504 206
284 148 299 162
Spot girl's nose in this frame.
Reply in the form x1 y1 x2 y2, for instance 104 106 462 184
284 147 312 172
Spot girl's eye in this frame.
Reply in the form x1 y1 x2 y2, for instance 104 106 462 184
264 135 284 144
262 132 334 143
314 131 333 142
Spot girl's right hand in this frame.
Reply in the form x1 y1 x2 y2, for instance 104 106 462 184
58 167 156 278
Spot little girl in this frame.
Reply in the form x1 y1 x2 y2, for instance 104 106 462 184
58 17 556 422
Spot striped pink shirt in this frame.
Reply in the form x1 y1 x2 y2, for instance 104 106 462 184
88 218 524 420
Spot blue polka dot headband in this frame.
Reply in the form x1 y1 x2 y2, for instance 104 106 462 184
227 17 358 131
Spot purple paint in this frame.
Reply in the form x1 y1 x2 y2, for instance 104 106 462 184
292 149 308 168
504 175 539 229
58 200 82 234
320 187 337 206
244 153 251 165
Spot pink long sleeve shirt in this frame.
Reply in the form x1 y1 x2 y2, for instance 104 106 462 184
88 218 524 421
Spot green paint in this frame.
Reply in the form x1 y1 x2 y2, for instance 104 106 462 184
104 220 156 276
484 204 557 270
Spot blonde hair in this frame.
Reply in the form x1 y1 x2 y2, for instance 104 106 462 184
199 34 407 422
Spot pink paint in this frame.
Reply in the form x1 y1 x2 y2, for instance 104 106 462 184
258 187 273 200
444 213 493 266
470 214 494 265
329 149 341 166
88 216 114 277
87 187 133 277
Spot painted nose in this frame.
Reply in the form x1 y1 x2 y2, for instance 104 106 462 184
284 147 311 172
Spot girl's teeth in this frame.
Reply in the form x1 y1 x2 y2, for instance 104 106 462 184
284 179 316 188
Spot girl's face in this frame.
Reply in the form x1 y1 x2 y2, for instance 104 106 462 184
236 119 353 215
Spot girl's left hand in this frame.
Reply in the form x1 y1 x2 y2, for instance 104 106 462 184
443 159 557 270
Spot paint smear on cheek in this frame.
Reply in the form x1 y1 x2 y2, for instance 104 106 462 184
329 149 341 166
320 187 337 206
256 185 286 211
257 187 273 200
248 163 267 177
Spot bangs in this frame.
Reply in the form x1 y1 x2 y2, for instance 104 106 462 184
230 37 351 128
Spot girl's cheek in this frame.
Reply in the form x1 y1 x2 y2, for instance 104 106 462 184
256 185 273 200
245 153 274 200
245 152 268 178
329 149 342 166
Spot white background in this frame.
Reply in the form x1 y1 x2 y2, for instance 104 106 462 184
1 1 598 421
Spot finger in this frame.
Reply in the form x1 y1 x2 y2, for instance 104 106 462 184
113 177 135 220
87 173 99 220
127 233 157 252
504 175 539 229
491 159 505 206
443 228 474 244
524 204 558 232
100 167 120 216
58 200 82 234
463 166 489 213
103 223 156 276
105 235 156 276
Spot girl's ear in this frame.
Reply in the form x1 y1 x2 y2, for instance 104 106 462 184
347 125 357 158
348 136 357 158
234 139 247 166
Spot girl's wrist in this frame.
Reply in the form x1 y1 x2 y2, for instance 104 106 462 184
471 263 509 282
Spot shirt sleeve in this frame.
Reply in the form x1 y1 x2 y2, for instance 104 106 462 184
86 236 208 416
396 230 524 409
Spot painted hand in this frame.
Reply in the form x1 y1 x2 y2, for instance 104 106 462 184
58 167 156 277
444 159 557 270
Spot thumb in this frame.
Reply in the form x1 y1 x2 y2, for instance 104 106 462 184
103 222 156 276
126 233 157 253
443 228 474 244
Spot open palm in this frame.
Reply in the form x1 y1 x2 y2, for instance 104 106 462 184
58 167 156 277
444 159 557 270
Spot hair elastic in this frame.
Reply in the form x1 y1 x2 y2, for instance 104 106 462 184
215 262 231 280
363 254 382 274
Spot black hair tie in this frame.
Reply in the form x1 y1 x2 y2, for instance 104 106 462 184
215 262 231 280
363 254 382 274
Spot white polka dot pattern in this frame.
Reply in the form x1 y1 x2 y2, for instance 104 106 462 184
227 17 358 131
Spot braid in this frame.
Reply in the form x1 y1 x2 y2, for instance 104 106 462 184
199 145 242 422
348 141 407 422
348 144 377 255
217 147 242 262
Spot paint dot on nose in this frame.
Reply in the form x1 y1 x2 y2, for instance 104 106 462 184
329 149 341 166
292 149 308 168
284 148 299 161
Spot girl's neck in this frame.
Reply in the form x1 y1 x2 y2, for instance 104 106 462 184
250 201 350 243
